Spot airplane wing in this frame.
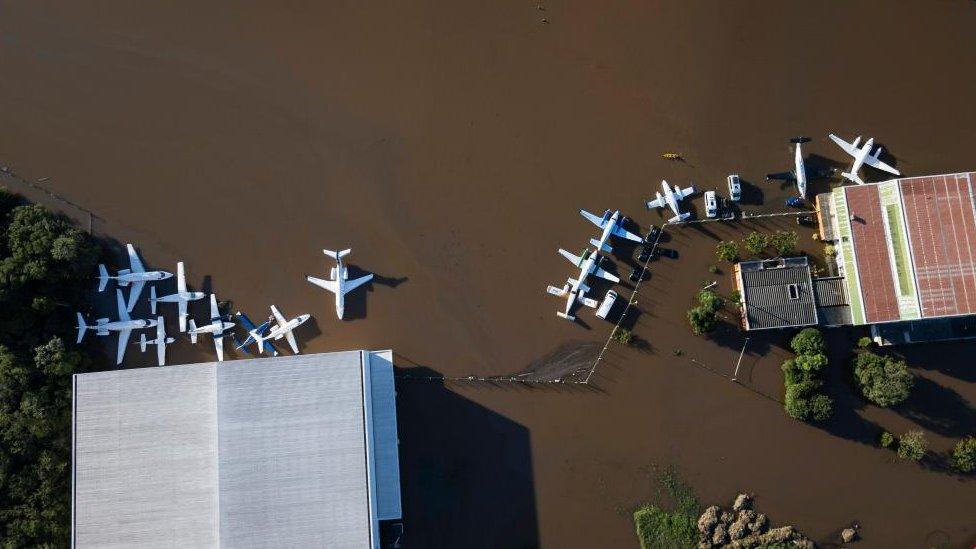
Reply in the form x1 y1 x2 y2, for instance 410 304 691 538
579 209 607 229
209 294 220 320
285 330 299 354
177 261 187 294
127 244 145 273
116 289 131 322
828 133 858 157
307 275 338 294
116 329 132 365
343 274 373 295
270 305 287 327
558 249 584 267
646 196 665 209
677 185 695 199
862 154 900 176
612 225 643 242
214 333 224 362
593 265 620 283
126 281 145 313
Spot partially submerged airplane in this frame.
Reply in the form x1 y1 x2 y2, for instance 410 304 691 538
546 248 619 321
258 305 311 355
149 262 204 332
765 137 827 198
187 294 236 361
77 289 158 365
234 311 278 356
828 133 900 185
137 316 174 367
646 180 695 223
306 249 373 319
98 244 173 312
580 209 642 253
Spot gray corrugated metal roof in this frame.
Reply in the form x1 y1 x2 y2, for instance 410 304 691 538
739 258 818 330
813 277 848 307
72 351 401 549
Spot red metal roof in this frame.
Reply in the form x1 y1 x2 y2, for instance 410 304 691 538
845 184 901 323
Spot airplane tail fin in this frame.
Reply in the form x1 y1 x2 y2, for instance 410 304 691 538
150 286 157 314
323 249 352 260
842 172 865 185
790 136 811 144
589 238 612 253
139 333 148 353
75 313 88 344
98 264 110 292
555 311 576 321
668 212 691 223
188 320 198 344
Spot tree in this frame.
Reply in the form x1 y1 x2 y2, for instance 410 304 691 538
790 328 825 355
614 328 633 346
784 380 817 421
697 290 723 313
809 393 834 421
879 431 895 448
716 241 739 262
687 306 717 336
795 352 827 374
852 351 914 407
769 230 798 256
897 430 928 461
743 232 769 256
857 336 873 349
951 437 976 473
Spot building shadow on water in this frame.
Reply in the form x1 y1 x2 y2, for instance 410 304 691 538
395 366 540 549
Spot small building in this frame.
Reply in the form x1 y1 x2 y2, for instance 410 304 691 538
71 350 403 549
734 257 851 331
816 171 976 344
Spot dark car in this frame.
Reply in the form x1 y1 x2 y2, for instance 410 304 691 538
644 225 660 243
786 196 804 208
797 215 814 226
629 266 647 283
637 247 653 263
655 247 679 259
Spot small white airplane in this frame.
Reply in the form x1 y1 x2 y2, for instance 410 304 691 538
77 289 158 365
149 262 204 332
306 249 373 319
828 133 900 185
766 137 811 198
546 248 619 320
136 316 174 366
98 244 173 312
580 209 643 253
646 180 695 223
258 305 312 355
187 294 235 361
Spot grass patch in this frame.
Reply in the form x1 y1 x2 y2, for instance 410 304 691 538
633 468 699 549
885 203 913 297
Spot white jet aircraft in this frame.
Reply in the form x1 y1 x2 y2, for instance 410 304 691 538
546 248 619 321
98 244 173 312
136 317 174 366
149 262 205 332
254 305 312 355
766 137 814 198
828 133 900 185
646 180 695 223
306 249 373 319
187 294 235 361
580 209 643 253
76 289 158 365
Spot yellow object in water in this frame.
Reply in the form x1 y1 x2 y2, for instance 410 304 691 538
662 152 682 160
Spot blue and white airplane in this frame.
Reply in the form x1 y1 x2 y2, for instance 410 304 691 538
234 311 278 356
579 209 643 253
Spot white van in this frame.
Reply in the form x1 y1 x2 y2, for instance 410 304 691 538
727 174 742 202
595 290 618 320
704 190 718 218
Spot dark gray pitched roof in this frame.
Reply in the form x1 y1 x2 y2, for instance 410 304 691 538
739 258 818 330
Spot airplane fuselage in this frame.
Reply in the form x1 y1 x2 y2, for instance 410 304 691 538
115 271 172 285
191 320 234 335
794 142 808 198
95 318 157 334
267 314 311 340
850 137 875 175
156 291 205 303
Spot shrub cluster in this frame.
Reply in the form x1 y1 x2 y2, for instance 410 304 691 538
897 430 928 461
687 290 722 336
852 350 913 407
951 436 976 473
782 328 833 422
715 241 738 263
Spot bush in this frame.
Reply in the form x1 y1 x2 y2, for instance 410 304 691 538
852 351 913 407
781 359 802 386
743 232 769 256
728 290 741 305
951 436 976 473
795 352 827 374
897 430 927 461
784 380 818 421
790 328 825 355
614 328 634 346
716 241 739 262
687 306 717 336
708 265 719 274
770 230 799 256
809 393 834 421
879 431 895 448
824 243 836 258
697 290 723 313
857 336 872 349
634 470 699 549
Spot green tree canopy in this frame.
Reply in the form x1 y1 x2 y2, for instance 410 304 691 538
897 430 927 461
743 232 769 256
951 436 976 473
790 328 825 355
715 241 738 263
769 230 798 256
852 351 914 407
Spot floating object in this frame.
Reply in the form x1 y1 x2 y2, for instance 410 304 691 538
661 152 682 160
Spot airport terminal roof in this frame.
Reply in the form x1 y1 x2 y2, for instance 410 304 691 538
826 172 976 325
72 350 401 549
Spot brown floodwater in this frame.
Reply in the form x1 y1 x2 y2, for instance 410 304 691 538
1 1 974 547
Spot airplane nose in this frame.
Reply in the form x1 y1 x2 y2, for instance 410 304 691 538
337 307 344 320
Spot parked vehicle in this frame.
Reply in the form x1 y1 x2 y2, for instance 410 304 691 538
595 290 618 320
655 247 679 259
644 225 660 244
704 191 718 218
629 267 646 283
727 174 742 202
786 196 804 208
637 246 653 263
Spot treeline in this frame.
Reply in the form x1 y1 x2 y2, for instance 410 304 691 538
0 189 99 545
